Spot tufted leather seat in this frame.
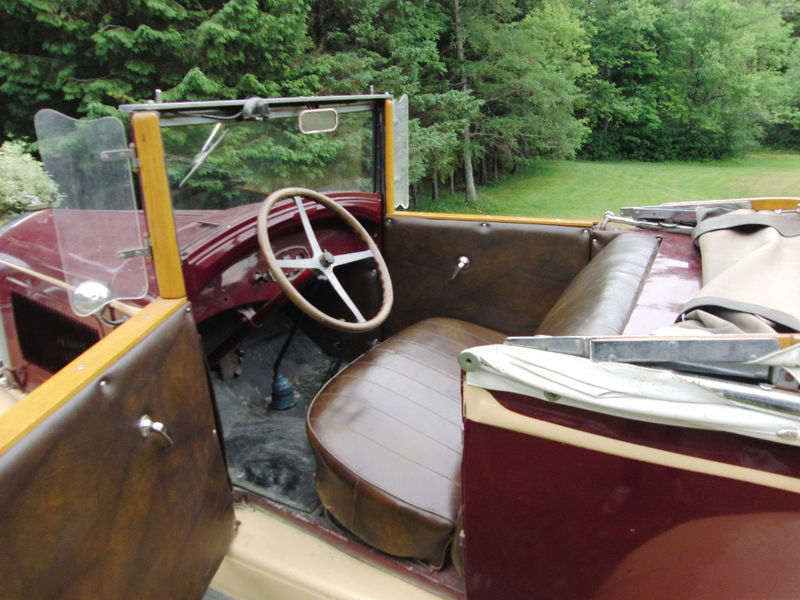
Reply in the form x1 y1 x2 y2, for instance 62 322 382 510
306 318 504 567
306 233 659 568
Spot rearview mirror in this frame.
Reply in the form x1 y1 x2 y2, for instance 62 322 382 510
298 108 338 134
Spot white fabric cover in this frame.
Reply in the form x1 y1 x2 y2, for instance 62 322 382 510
463 343 800 446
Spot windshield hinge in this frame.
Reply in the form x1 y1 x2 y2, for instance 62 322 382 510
99 146 139 169
118 234 152 260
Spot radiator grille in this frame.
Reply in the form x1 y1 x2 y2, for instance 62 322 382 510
11 292 100 373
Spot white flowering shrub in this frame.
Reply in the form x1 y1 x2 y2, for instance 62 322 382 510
0 141 61 218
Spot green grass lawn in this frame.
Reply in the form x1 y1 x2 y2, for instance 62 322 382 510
410 151 800 219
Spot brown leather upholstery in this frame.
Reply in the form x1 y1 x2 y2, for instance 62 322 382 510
0 306 234 599
306 317 504 567
535 233 659 336
307 232 660 569
383 216 591 336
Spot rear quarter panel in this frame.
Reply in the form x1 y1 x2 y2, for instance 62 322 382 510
462 384 800 600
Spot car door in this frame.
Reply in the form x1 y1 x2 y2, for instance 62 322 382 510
0 108 234 599
0 296 234 599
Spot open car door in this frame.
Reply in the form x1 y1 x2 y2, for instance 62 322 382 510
0 297 234 599
0 109 234 599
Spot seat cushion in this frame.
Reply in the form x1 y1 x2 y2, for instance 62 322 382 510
535 233 660 336
306 317 505 567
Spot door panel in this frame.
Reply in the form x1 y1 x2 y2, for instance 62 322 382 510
461 384 800 600
382 216 591 335
0 300 233 599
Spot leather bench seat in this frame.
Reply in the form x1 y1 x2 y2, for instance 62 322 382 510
306 233 660 567
307 318 505 567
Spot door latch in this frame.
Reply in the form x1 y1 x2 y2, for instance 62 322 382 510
139 414 174 447
449 256 470 282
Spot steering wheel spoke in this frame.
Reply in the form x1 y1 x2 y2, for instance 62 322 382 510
275 257 317 270
334 249 374 266
294 196 324 257
257 187 393 332
325 269 367 323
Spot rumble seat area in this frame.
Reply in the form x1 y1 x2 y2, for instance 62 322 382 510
307 232 662 567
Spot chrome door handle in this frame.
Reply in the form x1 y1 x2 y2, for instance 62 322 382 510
139 414 174 447
449 256 470 282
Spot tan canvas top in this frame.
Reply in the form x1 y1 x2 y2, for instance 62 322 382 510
678 209 800 333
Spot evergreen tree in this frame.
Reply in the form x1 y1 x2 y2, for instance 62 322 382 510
0 0 316 140
2 0 799 199
441 0 592 197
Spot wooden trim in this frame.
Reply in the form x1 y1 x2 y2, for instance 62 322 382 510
0 388 22 418
387 210 595 227
0 297 186 456
131 112 187 299
383 199 800 227
749 198 800 211
384 99 395 216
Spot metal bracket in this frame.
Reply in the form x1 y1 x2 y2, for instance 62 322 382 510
600 211 693 234
99 147 139 169
118 235 152 260
504 335 782 382
242 97 271 121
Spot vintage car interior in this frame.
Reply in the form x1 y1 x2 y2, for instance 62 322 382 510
1 94 800 600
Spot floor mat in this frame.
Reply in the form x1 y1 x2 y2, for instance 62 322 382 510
212 317 332 513
225 417 318 512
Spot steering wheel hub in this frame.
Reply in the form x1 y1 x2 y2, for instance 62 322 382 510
319 250 336 268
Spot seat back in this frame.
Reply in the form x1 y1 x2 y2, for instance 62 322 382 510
536 233 660 336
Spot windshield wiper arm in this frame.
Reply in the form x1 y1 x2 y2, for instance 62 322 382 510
179 122 227 188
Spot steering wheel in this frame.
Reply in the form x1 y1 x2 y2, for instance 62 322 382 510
257 187 393 332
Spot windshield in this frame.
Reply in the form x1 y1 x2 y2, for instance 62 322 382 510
33 109 148 316
159 104 377 211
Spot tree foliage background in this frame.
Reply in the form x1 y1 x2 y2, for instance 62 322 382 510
2 0 799 202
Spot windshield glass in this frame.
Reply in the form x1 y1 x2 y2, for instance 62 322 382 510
160 106 376 211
